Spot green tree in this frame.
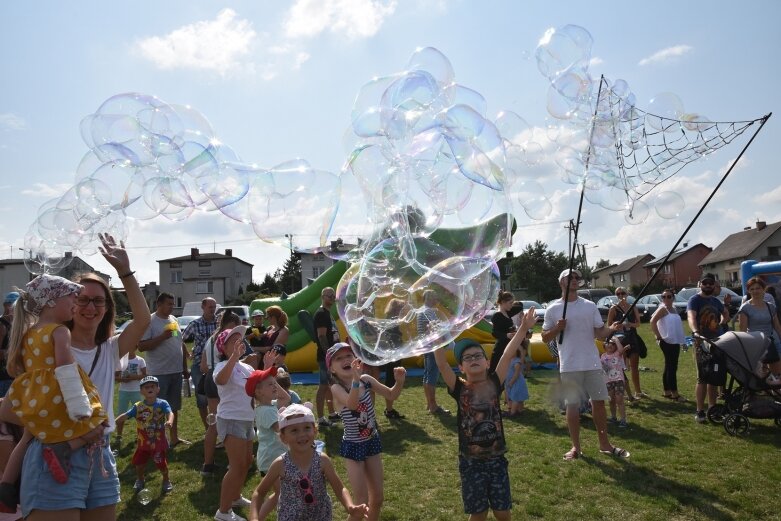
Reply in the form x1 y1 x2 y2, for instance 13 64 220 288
595 258 611 269
275 252 302 295
509 240 568 302
258 274 280 295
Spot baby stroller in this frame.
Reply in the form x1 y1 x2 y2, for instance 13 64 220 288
698 331 781 436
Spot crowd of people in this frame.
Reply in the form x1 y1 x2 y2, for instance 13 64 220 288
0 238 779 520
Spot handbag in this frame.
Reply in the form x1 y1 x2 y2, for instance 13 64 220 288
197 336 216 394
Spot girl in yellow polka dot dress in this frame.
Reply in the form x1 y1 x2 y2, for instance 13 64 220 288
0 274 107 503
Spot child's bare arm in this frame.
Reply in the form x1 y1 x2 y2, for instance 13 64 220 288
496 308 534 381
52 325 75 368
433 345 456 391
249 458 283 521
361 366 406 401
321 454 368 518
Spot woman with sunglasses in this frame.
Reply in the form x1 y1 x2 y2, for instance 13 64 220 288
607 287 646 400
19 234 150 521
650 289 686 401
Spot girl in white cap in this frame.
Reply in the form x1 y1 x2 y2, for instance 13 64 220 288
249 403 368 521
0 274 107 510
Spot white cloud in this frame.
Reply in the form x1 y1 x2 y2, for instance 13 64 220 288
638 45 693 66
0 113 27 131
134 9 257 76
589 57 603 68
20 182 71 198
284 0 398 40
758 185 781 206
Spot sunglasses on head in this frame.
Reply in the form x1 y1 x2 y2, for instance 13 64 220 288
299 476 316 504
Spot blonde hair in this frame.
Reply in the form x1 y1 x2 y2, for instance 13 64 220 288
7 292 35 376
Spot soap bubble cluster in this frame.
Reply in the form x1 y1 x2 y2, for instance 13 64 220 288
536 24 758 225
23 93 341 274
335 47 551 364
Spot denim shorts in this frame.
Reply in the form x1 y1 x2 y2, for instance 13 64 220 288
458 455 511 514
216 417 255 443
21 437 120 517
560 369 609 405
422 352 440 385
318 360 330 385
155 372 183 411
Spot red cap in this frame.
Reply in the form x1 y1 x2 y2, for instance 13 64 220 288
245 366 278 397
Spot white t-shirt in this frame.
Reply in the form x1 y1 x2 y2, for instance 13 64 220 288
543 297 604 373
117 355 147 392
141 313 183 375
71 335 122 433
204 336 219 370
214 360 255 421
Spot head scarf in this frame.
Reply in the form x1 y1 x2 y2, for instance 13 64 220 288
23 274 83 315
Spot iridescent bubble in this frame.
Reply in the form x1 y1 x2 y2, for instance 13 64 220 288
624 199 650 225
654 191 685 219
647 92 685 131
535 25 593 80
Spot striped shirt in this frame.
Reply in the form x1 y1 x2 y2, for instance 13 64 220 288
339 380 378 442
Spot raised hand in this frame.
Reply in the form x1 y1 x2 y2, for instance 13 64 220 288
98 233 131 274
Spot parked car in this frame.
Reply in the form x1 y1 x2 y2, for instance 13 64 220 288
595 295 646 322
577 288 612 304
519 300 545 323
177 315 200 336
217 305 251 325
677 286 741 317
115 320 132 334
636 294 688 320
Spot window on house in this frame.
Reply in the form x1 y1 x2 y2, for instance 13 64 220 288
620 274 626 282
663 264 671 274
196 281 213 294
176 297 182 308
199 260 212 267
313 253 325 261
769 246 780 257
312 266 324 278
170 271 182 284
198 269 210 277
169 262 182 268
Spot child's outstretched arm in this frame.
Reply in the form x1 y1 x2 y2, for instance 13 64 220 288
321 453 368 519
248 457 283 521
496 307 536 382
331 358 365 411
433 345 456 392
361 365 406 401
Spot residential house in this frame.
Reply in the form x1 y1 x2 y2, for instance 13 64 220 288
643 242 712 290
699 220 781 287
590 263 617 288
299 238 356 288
609 254 654 289
0 254 110 293
157 248 253 315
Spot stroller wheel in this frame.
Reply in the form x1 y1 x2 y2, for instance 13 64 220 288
724 413 750 436
707 404 727 424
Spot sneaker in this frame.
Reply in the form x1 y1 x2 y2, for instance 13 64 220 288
215 441 225 449
214 509 246 521
231 495 251 508
318 416 333 427
694 410 707 424
607 416 618 424
328 412 341 422
200 463 218 477
384 409 405 419
133 479 145 493
161 480 174 493
618 420 628 428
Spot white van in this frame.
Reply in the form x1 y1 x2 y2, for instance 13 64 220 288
217 305 250 325
181 301 222 317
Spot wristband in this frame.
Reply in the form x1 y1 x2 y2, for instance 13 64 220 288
119 271 136 279
351 381 360 389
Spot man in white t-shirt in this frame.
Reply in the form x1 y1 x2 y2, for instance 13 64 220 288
542 269 629 461
139 292 189 446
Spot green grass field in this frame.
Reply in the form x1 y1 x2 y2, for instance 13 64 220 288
114 324 780 520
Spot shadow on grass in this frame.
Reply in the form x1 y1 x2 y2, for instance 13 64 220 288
588 457 740 521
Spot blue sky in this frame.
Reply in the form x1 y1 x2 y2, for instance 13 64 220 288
1 1 779 286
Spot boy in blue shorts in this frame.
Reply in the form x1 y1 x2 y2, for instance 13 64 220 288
433 307 537 520
115 375 174 494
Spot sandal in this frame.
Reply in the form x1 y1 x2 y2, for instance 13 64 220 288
42 442 72 484
384 409 405 419
563 448 582 461
671 395 687 402
599 446 630 458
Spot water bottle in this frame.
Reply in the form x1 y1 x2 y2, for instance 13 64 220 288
683 336 693 353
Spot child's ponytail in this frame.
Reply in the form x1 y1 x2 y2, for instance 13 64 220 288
7 290 34 377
